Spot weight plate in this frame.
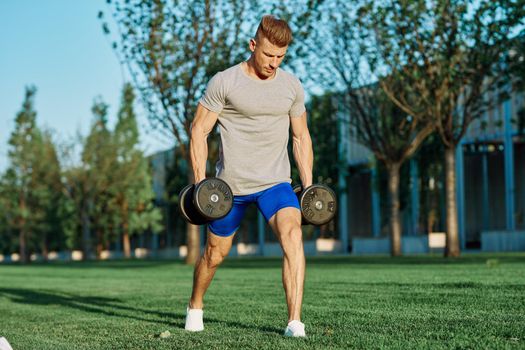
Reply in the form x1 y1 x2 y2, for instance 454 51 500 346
179 184 208 225
193 178 233 220
299 184 337 226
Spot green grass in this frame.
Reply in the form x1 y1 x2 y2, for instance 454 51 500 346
1 254 524 350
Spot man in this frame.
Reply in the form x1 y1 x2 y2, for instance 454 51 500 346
185 15 313 337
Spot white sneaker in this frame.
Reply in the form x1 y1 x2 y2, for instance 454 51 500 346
0 337 14 350
284 320 306 337
184 307 204 332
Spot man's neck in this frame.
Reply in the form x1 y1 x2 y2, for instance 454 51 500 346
242 59 277 81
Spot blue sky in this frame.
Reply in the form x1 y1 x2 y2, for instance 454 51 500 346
0 0 171 171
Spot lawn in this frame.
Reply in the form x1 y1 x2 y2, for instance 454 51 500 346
0 253 524 349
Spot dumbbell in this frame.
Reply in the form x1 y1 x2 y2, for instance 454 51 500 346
179 178 233 225
293 184 337 226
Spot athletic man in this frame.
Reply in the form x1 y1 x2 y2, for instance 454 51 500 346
185 15 313 337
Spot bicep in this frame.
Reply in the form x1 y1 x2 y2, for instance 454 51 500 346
192 103 219 135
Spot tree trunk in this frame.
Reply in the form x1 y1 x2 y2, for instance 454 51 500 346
81 203 91 260
19 228 27 264
185 171 200 265
123 230 131 258
122 204 131 258
444 146 461 257
19 196 28 263
387 163 402 257
41 235 48 262
186 224 200 264
96 229 103 259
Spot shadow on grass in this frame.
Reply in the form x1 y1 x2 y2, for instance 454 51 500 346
0 288 282 335
22 259 186 269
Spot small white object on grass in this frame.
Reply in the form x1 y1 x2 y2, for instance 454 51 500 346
0 337 14 350
159 330 171 339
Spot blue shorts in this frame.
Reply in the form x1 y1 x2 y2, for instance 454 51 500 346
208 182 301 237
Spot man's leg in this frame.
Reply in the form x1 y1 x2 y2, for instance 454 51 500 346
268 207 305 325
190 231 235 309
185 230 235 331
186 194 248 331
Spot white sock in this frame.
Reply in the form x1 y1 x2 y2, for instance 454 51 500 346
284 320 306 337
185 307 204 332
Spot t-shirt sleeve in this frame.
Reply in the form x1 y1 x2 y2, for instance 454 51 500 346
199 72 226 113
289 77 306 118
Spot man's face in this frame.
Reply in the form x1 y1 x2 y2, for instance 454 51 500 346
249 36 288 79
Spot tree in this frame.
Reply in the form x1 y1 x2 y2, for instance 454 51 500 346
0 169 19 256
61 151 92 257
358 0 525 257
6 86 41 262
3 88 65 261
112 83 162 257
306 0 434 256
81 98 118 258
30 130 67 259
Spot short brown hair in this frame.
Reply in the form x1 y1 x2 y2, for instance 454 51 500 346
255 15 292 47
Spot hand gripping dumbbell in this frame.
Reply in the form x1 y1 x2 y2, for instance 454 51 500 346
293 184 337 226
179 178 233 225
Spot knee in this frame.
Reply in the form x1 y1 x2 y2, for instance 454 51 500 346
203 248 227 269
280 226 303 250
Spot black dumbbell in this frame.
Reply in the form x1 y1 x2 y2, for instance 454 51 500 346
179 178 233 225
293 184 337 226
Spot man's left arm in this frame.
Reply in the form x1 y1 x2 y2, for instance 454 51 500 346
291 111 313 189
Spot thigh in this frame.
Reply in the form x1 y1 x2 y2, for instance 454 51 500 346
205 229 236 256
268 206 302 240
208 195 250 237
256 182 301 224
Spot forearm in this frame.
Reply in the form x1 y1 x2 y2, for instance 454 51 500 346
292 133 313 188
190 126 209 184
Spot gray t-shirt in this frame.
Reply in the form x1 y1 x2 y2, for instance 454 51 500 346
199 63 306 195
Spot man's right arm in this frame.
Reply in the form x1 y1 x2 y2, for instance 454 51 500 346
190 103 219 184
